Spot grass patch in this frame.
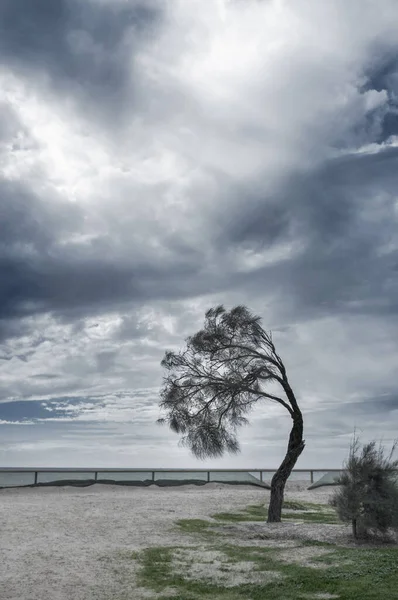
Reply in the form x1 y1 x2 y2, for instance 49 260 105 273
283 500 332 511
137 547 175 590
122 500 397 599
211 502 340 524
210 503 266 522
176 518 212 534
300 539 338 548
135 545 243 598
134 542 398 599
281 512 340 524
174 518 220 543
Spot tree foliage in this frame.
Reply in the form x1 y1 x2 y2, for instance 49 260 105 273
158 304 297 460
329 433 398 540
158 304 305 522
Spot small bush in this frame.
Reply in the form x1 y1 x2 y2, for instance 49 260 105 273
329 434 398 541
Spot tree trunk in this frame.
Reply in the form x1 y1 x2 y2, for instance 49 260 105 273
267 409 305 523
352 518 357 539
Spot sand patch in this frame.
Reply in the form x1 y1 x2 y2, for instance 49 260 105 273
274 546 353 569
133 587 179 599
211 524 301 548
300 594 340 599
171 547 284 587
212 520 358 548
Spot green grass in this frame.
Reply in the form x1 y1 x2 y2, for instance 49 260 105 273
110 501 397 599
283 500 332 511
210 501 340 524
176 518 213 534
174 518 218 541
281 512 340 524
134 542 398 599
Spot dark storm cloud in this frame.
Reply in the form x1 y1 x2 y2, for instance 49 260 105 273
0 179 82 324
0 179 205 330
303 393 398 445
290 149 398 316
0 319 32 344
323 393 398 417
220 146 398 323
0 251 202 324
0 0 162 119
363 51 398 141
352 392 398 413
2 1 398 341
215 183 291 249
0 180 80 252
2 143 398 339
291 146 398 247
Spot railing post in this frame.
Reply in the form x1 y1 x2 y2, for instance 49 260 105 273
152 471 155 482
260 471 263 482
207 471 210 482
310 470 314 484
34 471 38 485
94 471 98 482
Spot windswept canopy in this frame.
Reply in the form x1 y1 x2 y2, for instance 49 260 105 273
158 304 295 459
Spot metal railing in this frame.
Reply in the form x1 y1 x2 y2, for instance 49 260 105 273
0 467 343 488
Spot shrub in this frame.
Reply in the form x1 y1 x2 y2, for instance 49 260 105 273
329 434 398 541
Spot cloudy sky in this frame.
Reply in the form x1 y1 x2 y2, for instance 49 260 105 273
1 0 398 472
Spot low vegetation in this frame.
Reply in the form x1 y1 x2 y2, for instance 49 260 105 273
329 435 398 540
133 534 397 599
108 437 398 598
210 501 340 524
121 498 398 599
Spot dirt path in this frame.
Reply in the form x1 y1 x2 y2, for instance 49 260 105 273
0 482 338 600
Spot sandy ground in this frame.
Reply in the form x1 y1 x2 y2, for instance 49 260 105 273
0 481 342 600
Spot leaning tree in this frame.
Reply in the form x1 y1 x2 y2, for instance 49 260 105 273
158 305 305 522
